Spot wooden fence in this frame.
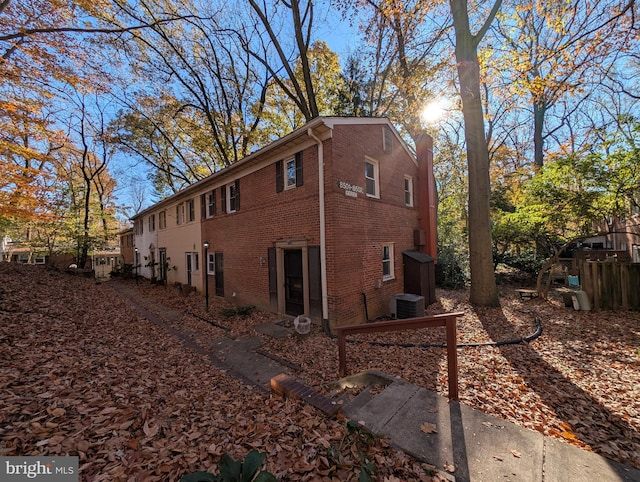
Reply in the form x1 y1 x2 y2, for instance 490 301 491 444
578 260 640 310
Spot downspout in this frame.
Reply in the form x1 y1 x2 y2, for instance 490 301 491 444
307 128 329 326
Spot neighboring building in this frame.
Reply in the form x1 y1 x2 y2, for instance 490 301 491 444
91 248 123 279
581 204 640 263
119 227 135 265
130 117 438 327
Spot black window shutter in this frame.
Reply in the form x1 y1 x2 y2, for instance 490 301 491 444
308 246 321 317
268 247 277 309
275 160 284 192
200 194 206 219
221 185 226 213
212 190 216 216
235 179 240 210
295 151 303 187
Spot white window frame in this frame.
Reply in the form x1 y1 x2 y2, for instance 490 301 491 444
365 157 380 199
285 158 297 189
227 182 238 213
207 191 215 217
187 198 195 222
207 252 215 274
382 243 395 281
176 203 185 225
404 175 414 207
148 214 155 232
159 211 166 230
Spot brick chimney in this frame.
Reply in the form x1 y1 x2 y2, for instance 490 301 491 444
415 133 437 261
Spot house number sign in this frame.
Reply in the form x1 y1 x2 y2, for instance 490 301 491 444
338 181 363 198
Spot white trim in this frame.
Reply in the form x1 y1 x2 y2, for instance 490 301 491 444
382 243 395 281
404 175 414 207
365 156 380 199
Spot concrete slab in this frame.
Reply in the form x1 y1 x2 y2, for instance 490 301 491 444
210 336 291 388
544 438 640 482
367 387 544 481
253 320 292 339
343 379 421 434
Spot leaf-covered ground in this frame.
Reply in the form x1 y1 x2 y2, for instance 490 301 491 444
1 263 639 481
0 264 444 481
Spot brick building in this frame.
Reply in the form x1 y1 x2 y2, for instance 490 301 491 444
130 117 437 328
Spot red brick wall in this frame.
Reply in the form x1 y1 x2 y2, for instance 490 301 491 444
324 124 421 326
201 145 321 310
201 123 428 327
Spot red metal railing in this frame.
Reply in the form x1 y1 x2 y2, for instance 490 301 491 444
333 312 465 401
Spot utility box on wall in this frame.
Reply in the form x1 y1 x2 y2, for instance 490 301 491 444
402 250 436 306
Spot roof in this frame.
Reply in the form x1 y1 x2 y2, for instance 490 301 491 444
402 250 434 263
132 117 414 220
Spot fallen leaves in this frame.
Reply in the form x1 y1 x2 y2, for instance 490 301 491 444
420 422 438 434
0 264 441 481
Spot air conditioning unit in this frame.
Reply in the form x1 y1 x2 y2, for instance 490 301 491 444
389 293 425 319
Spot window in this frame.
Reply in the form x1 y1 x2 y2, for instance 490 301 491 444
134 219 143 235
382 244 394 281
176 203 185 225
225 180 240 213
383 126 393 153
148 214 155 232
187 198 195 222
404 175 414 207
207 252 215 274
207 190 216 217
365 158 379 198
286 159 297 188
276 152 303 192
159 211 166 229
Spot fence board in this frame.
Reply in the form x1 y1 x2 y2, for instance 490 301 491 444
578 261 640 311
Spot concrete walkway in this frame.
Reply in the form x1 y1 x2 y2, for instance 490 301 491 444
106 281 640 482
336 371 640 482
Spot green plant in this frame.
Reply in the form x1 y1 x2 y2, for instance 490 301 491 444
323 421 378 481
237 305 255 317
220 305 256 318
180 450 276 482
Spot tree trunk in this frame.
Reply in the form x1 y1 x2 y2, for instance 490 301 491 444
533 100 546 168
450 0 500 306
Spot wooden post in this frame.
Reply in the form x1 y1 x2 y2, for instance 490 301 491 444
445 317 459 401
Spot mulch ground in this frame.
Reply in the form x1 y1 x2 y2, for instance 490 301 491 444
1 263 639 480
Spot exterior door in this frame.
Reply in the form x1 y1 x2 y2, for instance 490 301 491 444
214 252 224 296
284 249 304 316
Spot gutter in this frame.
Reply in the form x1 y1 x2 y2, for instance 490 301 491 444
307 127 329 324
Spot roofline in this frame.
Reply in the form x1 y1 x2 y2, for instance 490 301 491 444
132 116 412 219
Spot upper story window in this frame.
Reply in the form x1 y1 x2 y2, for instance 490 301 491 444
159 210 166 229
207 190 216 217
222 180 240 213
148 214 155 232
176 203 185 225
134 219 143 235
383 126 393 153
365 157 380 198
404 175 414 207
382 243 394 281
276 151 303 192
187 198 195 222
